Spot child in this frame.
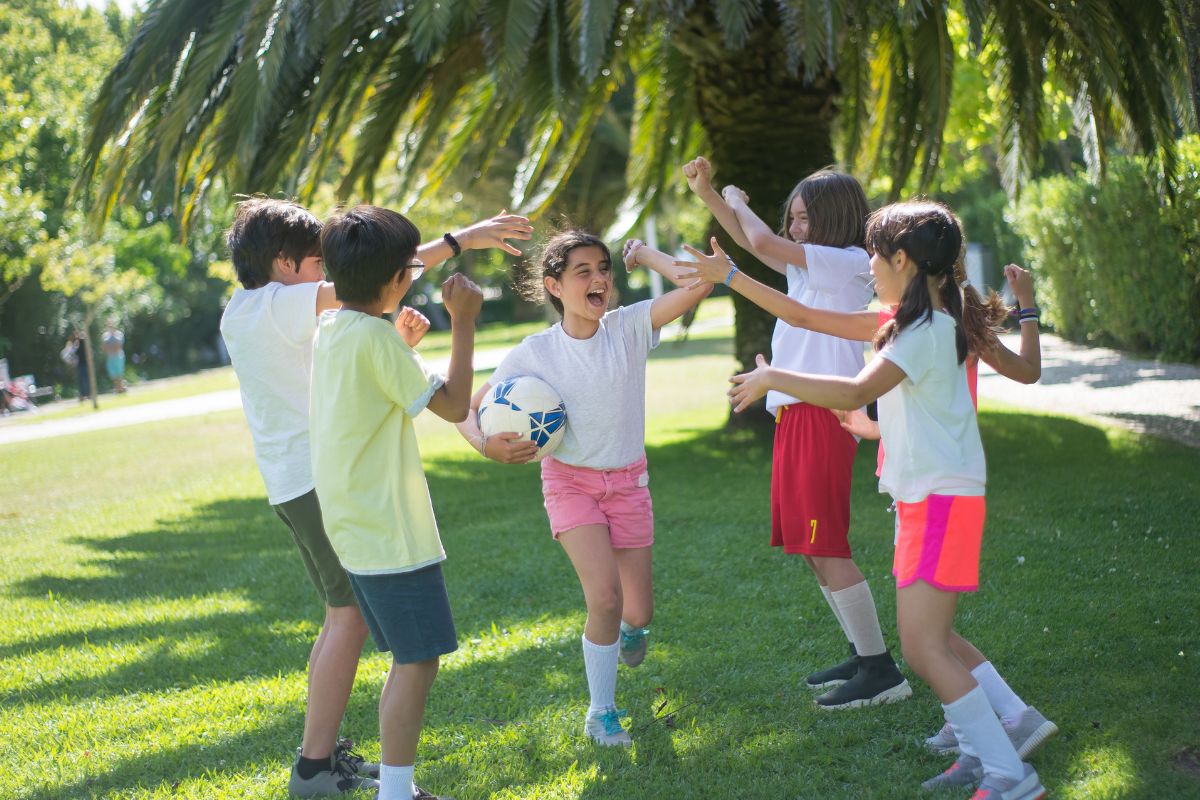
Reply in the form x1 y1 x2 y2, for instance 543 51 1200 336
310 205 484 800
681 156 909 709
454 230 709 746
220 197 530 796
681 237 1058 777
727 201 1045 799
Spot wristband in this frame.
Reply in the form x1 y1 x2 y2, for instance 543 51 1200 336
724 262 739 286
1018 316 1039 325
1018 307 1037 316
443 232 462 256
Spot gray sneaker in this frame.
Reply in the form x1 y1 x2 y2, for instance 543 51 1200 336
920 753 982 791
924 720 960 755
618 626 648 668
1007 707 1058 759
288 751 379 797
333 738 379 779
584 706 632 747
371 789 453 800
974 763 1045 799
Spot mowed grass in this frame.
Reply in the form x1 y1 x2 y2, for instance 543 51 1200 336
1 330 1198 799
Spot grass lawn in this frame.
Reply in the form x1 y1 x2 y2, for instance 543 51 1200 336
1 329 1198 799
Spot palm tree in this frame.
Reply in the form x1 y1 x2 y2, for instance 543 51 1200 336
79 1 1186 385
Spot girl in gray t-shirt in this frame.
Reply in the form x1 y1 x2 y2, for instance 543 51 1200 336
456 230 708 746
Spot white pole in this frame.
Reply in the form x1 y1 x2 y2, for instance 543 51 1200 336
643 217 664 299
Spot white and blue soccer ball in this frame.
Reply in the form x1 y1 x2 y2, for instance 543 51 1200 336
478 376 567 459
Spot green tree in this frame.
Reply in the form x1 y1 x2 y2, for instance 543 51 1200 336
78 0 1187 393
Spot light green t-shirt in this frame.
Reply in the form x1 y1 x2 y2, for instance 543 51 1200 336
310 310 445 574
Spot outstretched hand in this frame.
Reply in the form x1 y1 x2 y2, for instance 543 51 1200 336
682 156 714 195
1004 264 1035 308
728 354 774 413
394 306 431 348
460 210 534 256
673 237 734 289
835 408 879 440
622 238 645 273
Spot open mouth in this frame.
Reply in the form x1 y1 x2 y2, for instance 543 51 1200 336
586 288 607 309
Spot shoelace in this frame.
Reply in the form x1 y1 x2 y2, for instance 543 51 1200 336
596 707 629 736
332 738 366 777
620 627 647 648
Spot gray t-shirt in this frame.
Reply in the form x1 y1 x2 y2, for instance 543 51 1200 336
490 300 660 469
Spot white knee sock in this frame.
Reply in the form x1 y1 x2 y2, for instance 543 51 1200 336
943 686 1023 781
971 661 1028 726
582 635 619 714
819 585 855 646
379 764 414 800
832 581 887 657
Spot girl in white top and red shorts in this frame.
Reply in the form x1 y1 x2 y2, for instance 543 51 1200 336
682 159 910 709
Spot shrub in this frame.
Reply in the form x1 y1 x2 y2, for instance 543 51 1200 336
1011 138 1200 361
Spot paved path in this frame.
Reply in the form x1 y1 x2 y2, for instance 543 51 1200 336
4 330 1198 448
978 334 1200 448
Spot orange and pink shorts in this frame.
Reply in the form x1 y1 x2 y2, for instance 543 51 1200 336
540 455 654 549
893 494 985 592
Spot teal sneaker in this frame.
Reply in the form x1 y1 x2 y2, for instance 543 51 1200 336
585 706 632 747
618 626 649 668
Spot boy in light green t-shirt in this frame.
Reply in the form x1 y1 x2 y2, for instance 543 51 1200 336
310 205 482 800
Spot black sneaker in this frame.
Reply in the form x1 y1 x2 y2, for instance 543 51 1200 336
288 750 379 797
805 644 860 689
815 650 912 710
334 737 380 779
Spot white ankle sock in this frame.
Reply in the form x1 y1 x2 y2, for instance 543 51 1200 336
971 661 1028 726
943 686 1023 781
582 634 619 714
820 585 855 646
832 581 887 657
379 764 414 800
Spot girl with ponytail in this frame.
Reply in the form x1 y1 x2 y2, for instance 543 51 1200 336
725 201 1046 800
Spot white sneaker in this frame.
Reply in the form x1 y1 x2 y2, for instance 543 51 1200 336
924 720 960 755
584 706 632 747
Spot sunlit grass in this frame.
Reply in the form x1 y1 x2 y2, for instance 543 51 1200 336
1 326 1197 798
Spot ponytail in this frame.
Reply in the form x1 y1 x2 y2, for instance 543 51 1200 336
868 201 967 363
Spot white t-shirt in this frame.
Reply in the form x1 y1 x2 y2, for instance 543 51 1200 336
766 244 873 414
876 311 986 502
490 300 659 469
219 282 320 505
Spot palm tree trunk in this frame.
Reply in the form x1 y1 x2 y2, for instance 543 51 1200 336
677 8 839 425
1180 0 1200 126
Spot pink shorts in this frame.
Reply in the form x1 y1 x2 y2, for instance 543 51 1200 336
893 494 985 592
540 455 654 549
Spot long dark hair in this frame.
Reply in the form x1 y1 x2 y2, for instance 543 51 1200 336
513 228 611 316
955 255 1009 360
868 201 967 363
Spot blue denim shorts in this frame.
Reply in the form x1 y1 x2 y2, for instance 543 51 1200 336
346 563 458 664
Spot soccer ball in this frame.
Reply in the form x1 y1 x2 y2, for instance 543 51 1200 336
478 376 567 459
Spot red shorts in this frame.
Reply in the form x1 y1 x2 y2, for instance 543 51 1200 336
893 494 985 592
771 403 857 557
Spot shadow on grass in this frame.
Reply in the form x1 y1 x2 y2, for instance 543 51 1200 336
12 408 1200 798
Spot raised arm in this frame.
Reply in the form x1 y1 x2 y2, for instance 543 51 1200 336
621 239 714 329
425 274 481 423
416 211 534 270
674 239 878 340
728 353 906 413
978 264 1041 384
682 157 787 275
723 188 810 270
455 381 540 464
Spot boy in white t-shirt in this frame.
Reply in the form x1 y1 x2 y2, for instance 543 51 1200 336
219 198 530 796
311 205 483 800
